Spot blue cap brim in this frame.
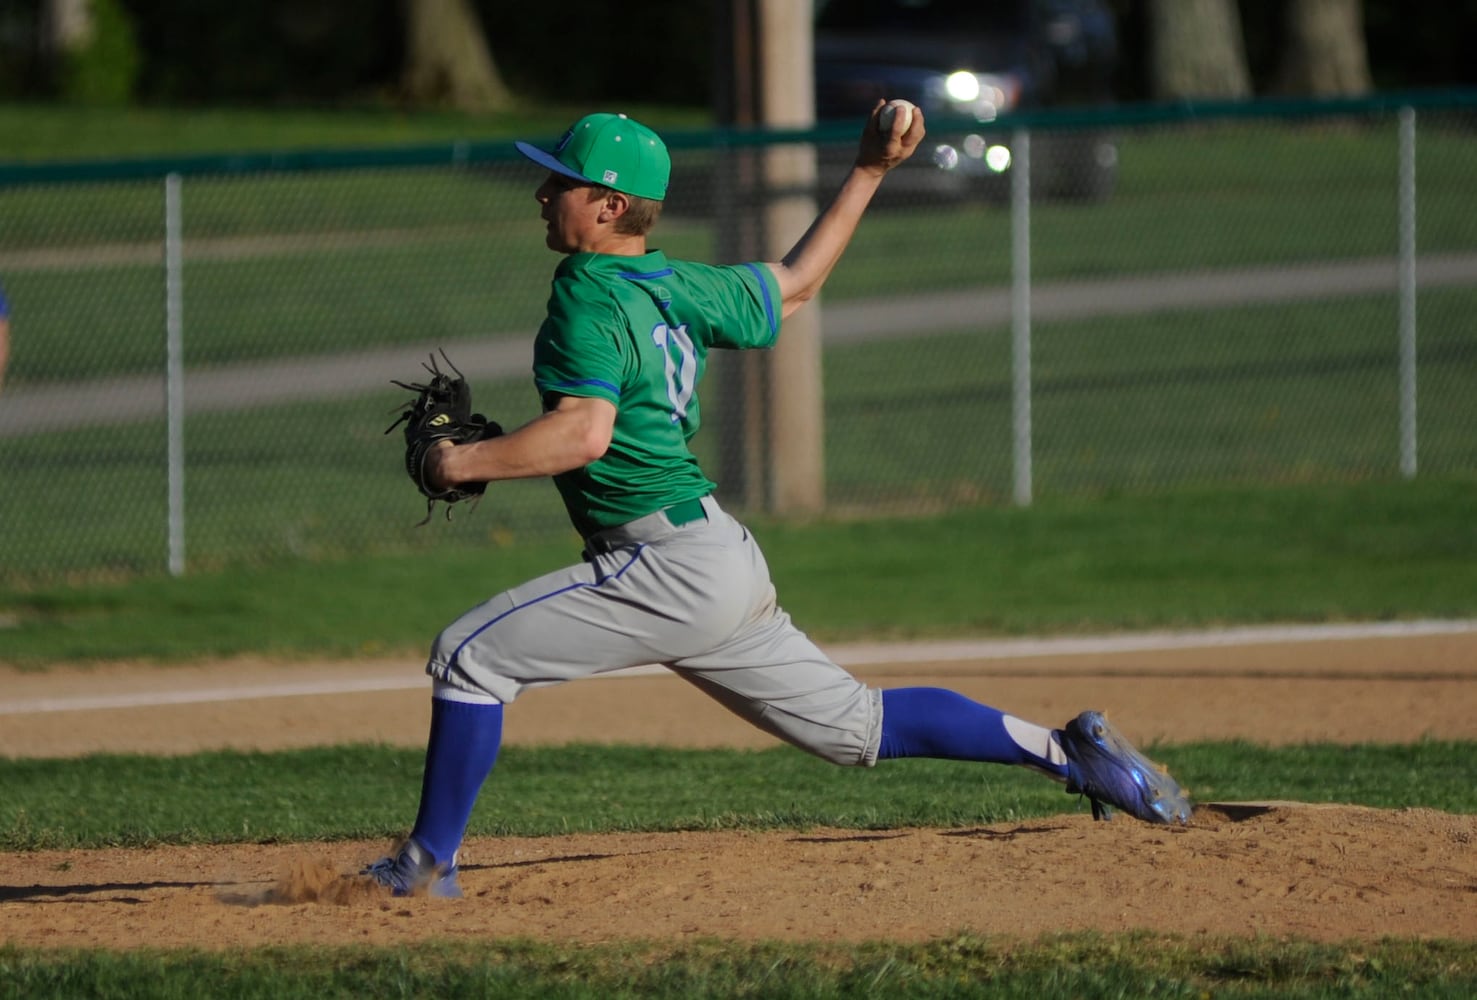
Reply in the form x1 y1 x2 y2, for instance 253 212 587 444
514 141 591 185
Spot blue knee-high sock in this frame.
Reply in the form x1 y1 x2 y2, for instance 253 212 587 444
410 697 503 865
878 687 1067 778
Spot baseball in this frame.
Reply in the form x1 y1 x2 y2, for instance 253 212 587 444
878 100 915 136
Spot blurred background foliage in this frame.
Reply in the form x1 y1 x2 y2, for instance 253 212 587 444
0 1 1474 115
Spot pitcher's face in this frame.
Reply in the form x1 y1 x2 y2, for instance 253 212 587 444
535 173 605 254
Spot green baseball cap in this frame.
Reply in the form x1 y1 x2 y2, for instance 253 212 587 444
515 113 670 201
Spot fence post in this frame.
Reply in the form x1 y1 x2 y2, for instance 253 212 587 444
1397 106 1418 479
165 173 185 576
1011 128 1033 506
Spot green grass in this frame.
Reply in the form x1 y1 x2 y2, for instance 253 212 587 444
0 102 713 162
3 478 1476 664
4 107 1473 591
3 740 1474 995
824 289 1477 502
5 113 1471 339
3 936 1474 999
0 198 716 381
3 284 1475 587
4 98 1476 1000
1 741 1470 851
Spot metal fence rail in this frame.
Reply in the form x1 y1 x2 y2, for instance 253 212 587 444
2 93 1474 584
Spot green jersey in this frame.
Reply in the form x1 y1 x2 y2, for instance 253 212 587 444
533 249 782 537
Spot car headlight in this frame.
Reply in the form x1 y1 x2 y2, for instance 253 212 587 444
934 71 1022 122
944 71 981 104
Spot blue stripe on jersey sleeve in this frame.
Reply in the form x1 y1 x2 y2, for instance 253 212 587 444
742 262 779 343
620 267 675 281
543 377 620 396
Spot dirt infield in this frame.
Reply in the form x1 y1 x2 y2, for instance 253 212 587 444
2 628 1475 950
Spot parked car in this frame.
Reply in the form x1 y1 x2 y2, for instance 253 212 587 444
813 0 1120 201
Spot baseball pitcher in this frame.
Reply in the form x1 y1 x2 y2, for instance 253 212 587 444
366 104 1190 897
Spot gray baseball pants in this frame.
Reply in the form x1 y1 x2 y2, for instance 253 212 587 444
427 495 883 766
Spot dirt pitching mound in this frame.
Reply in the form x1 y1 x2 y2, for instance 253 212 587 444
3 629 1474 950
2 803 1474 951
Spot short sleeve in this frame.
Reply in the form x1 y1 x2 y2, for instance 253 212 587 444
533 276 628 407
703 262 781 350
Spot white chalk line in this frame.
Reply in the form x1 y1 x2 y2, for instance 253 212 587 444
3 619 1474 717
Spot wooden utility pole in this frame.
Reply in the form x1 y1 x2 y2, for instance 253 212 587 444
758 0 824 513
712 0 824 514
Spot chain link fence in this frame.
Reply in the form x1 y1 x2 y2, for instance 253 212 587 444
2 95 1474 586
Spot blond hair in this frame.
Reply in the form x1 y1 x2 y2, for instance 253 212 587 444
589 185 663 236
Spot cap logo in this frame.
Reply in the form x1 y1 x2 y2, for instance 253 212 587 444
602 169 619 184
555 128 575 153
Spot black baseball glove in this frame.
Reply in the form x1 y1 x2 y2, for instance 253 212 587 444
385 351 503 523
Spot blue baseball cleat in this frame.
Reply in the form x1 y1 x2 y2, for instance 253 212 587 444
361 838 463 898
1058 711 1192 825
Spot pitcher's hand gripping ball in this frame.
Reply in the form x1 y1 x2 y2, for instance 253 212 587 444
877 99 916 136
385 351 502 523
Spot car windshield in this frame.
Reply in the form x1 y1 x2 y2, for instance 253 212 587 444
814 0 1030 33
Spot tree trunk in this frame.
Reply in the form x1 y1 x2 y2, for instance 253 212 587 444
401 0 511 111
43 0 92 48
1275 0 1372 97
1147 0 1252 100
